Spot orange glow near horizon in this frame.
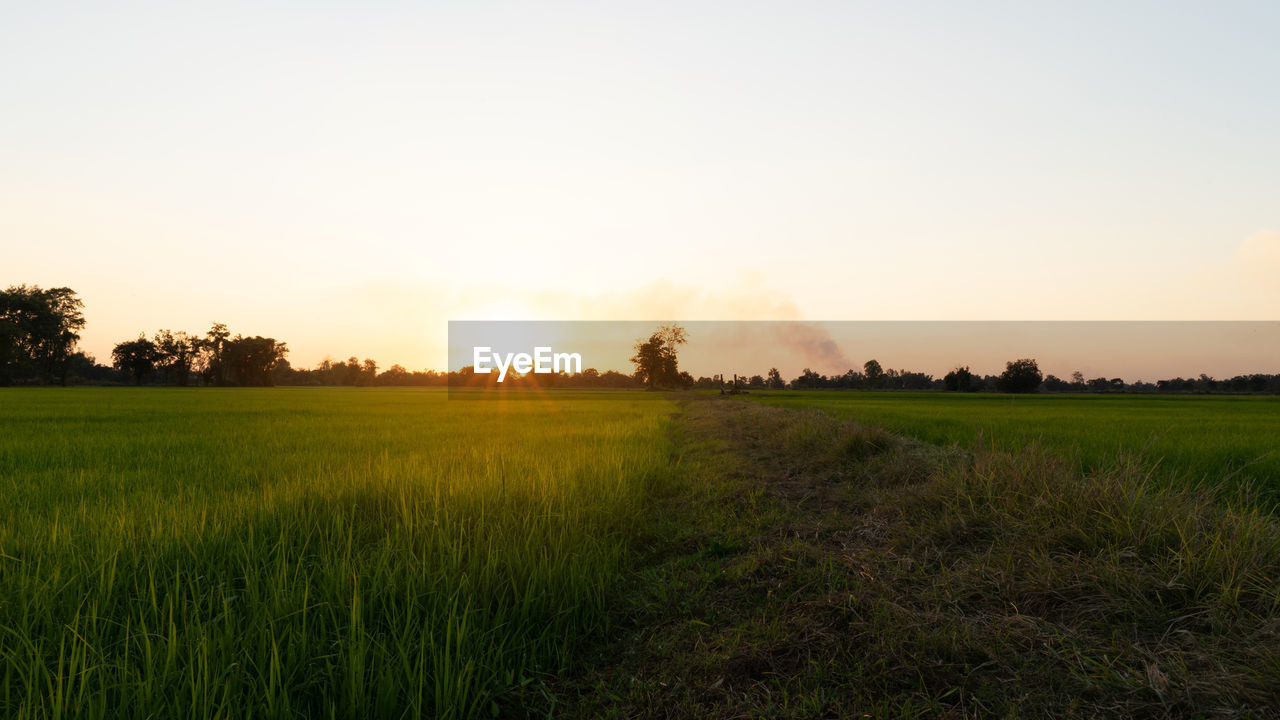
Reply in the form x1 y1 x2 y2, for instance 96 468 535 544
3 6 1278 372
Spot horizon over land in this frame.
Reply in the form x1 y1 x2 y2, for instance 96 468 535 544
7 293 1280 388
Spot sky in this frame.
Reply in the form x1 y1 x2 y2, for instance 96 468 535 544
3 1 1278 372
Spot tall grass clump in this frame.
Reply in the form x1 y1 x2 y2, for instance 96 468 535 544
0 388 676 719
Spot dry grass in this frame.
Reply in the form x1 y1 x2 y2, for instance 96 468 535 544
549 396 1280 718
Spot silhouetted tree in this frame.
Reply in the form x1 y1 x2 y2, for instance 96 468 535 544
1042 374 1071 392
943 366 976 391
271 358 295 386
342 357 362 386
375 364 409 386
630 324 688 389
792 368 826 388
766 367 785 389
154 329 198 386
219 336 288 386
863 359 885 388
997 358 1043 393
64 351 123 383
202 323 232 385
112 336 160 385
0 285 86 385
219 336 286 386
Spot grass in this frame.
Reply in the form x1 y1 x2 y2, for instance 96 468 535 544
0 388 677 719
4 387 1280 717
558 396 1280 717
748 391 1280 504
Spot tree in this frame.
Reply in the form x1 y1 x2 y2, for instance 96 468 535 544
112 336 160 385
203 323 231 385
272 358 295 385
943 365 976 392
154 329 198 386
0 285 86 385
630 324 688 389
793 368 825 388
1042 374 1071 392
376 364 409 386
66 351 123 384
863 359 885 388
342 357 362 386
997 358 1042 393
222 336 288 386
766 367 785 389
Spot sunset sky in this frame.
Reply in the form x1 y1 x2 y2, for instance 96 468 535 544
450 321 1280 382
3 1 1278 371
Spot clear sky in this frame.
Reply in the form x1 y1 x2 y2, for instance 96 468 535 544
3 1 1277 371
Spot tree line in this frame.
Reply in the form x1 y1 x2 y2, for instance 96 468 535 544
3 285 1278 393
110 324 287 386
704 359 1280 395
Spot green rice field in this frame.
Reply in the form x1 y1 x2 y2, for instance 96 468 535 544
2 387 1279 717
0 388 675 719
749 391 1280 504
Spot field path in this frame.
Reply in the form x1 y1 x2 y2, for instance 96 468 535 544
548 395 942 717
543 394 1280 719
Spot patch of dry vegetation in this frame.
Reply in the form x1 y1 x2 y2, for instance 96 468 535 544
548 397 1280 718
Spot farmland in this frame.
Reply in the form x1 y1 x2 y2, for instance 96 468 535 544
748 391 1280 504
2 387 1279 718
0 388 675 718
